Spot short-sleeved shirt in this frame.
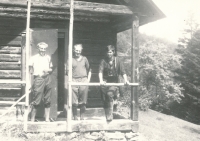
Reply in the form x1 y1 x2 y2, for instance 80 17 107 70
29 54 52 76
67 56 90 78
99 57 126 82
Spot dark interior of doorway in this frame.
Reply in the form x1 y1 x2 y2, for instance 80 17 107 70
57 38 65 111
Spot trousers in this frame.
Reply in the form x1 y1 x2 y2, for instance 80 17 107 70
72 77 88 105
100 86 118 108
31 75 52 108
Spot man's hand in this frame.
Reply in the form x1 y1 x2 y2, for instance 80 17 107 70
124 80 130 86
43 69 52 75
100 80 106 85
43 68 52 73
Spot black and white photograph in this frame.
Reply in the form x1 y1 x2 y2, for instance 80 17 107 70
0 0 200 141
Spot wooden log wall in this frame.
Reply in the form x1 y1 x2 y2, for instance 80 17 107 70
0 18 25 102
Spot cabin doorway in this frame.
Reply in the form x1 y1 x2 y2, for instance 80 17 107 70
23 29 67 119
29 29 58 119
57 33 66 111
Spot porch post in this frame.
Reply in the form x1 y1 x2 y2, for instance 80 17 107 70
131 15 139 121
67 0 74 132
24 0 31 131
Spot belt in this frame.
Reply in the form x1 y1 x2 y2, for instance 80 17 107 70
72 77 87 82
34 74 49 78
73 76 87 79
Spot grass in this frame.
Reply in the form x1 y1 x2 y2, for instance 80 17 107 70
139 109 200 141
0 109 200 141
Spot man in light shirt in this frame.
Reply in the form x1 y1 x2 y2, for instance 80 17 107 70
29 42 52 122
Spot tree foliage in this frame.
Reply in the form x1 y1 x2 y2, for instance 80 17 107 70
117 31 183 111
139 34 183 111
175 22 200 123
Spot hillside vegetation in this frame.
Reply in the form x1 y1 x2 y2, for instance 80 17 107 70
117 27 200 125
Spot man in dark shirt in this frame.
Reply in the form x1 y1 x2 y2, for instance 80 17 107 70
99 45 129 121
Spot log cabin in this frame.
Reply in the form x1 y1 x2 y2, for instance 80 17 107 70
0 0 165 132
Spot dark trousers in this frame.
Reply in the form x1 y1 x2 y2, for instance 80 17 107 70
100 86 118 121
31 75 52 108
101 86 118 108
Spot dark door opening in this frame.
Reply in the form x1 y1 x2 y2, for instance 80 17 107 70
57 35 65 111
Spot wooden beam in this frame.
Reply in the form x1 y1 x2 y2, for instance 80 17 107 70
0 27 24 35
0 6 108 17
67 0 74 132
0 18 26 27
0 97 19 101
27 120 139 132
0 70 21 79
131 15 139 121
70 82 139 86
0 88 21 90
0 89 21 97
72 120 139 132
0 12 110 22
0 101 25 105
112 16 133 32
0 82 22 89
0 1 133 16
24 0 31 132
0 46 21 54
0 35 22 46
74 22 111 31
0 62 21 70
21 33 26 128
0 54 21 62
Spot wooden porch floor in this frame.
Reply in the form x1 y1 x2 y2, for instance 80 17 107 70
27 119 139 133
1 107 139 133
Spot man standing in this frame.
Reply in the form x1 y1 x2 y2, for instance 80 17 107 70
66 44 91 120
99 45 129 121
29 42 52 122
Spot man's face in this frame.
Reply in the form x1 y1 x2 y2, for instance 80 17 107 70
74 46 82 58
107 50 114 59
38 46 46 56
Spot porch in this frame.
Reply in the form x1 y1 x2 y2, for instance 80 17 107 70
1 107 138 133
0 0 165 133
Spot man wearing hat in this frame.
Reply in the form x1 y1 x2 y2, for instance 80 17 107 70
29 42 53 122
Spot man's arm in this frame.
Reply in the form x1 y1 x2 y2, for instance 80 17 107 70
87 69 92 82
29 66 34 75
123 74 129 85
118 58 129 85
99 72 105 85
98 60 106 85
29 56 34 75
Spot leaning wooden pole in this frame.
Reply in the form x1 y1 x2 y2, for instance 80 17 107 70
131 15 139 121
24 0 31 131
67 0 74 132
